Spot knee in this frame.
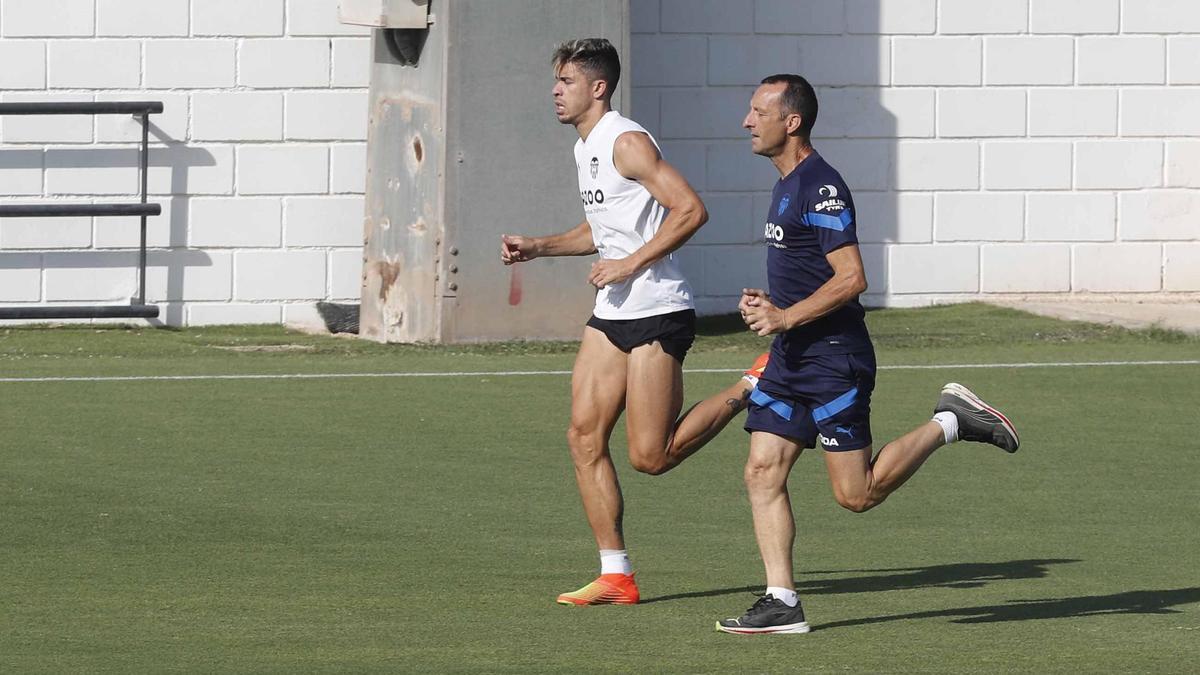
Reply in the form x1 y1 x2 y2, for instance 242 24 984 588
743 459 783 494
833 491 879 513
627 442 670 475
629 455 670 476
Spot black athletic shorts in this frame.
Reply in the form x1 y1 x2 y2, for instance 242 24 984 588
586 309 696 364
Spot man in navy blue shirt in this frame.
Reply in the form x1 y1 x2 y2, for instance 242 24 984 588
716 74 1021 635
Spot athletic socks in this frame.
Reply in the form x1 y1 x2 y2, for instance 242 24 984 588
932 410 960 445
766 586 799 607
599 549 632 575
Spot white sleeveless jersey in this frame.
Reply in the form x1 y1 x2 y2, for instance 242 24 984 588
574 110 694 320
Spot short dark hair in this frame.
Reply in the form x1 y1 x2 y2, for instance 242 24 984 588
761 74 818 138
553 38 621 99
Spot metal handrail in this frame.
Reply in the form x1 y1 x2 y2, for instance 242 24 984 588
0 101 163 116
0 203 161 218
0 101 163 320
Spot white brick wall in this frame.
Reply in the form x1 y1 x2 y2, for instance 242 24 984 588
940 0 1028 34
633 1 1200 308
0 0 368 325
893 38 982 85
981 243 1071 292
97 0 189 37
47 41 141 89
239 38 330 88
1031 0 1119 34
1026 193 1115 241
934 193 1024 242
2 0 95 38
1166 141 1200 187
0 253 42 301
190 198 282 248
192 92 284 141
3 2 1197 326
283 196 364 247
1164 243 1200 291
193 0 284 37
985 37 1073 85
1073 243 1162 291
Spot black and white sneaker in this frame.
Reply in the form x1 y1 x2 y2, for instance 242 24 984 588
935 382 1019 453
716 594 810 635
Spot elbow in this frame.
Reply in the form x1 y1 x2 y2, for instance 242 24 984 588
679 198 707 232
845 271 867 297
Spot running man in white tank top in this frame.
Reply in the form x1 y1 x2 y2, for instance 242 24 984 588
500 38 764 607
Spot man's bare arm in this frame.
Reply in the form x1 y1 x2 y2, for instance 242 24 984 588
740 245 867 336
587 131 707 287
501 221 596 265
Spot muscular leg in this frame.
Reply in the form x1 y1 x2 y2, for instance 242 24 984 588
667 380 753 462
623 341 684 475
568 327 630 549
823 421 946 513
744 432 804 590
624 342 753 475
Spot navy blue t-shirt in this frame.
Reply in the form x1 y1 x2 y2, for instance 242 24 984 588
762 151 872 359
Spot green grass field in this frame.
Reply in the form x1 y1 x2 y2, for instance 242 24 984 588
2 304 1198 672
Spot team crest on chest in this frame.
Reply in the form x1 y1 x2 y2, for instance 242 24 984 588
590 157 599 179
777 193 790 216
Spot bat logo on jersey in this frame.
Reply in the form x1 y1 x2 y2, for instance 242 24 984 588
815 183 847 212
777 193 790 216
590 156 599 179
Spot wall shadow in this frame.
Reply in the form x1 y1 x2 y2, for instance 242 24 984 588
0 136 217 326
630 1 898 315
806 0 897 305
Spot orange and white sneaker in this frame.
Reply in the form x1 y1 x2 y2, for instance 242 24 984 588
556 573 640 606
742 352 770 387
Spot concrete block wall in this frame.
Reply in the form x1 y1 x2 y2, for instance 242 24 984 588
632 0 1200 313
3 0 1198 326
0 0 368 325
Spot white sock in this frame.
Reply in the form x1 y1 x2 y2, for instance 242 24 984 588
599 549 632 575
932 411 959 444
765 586 798 607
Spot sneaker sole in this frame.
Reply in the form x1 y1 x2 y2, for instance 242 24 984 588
715 621 811 635
942 382 1019 453
556 598 638 606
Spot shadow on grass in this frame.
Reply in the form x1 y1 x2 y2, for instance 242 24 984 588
818 587 1200 630
639 558 1079 604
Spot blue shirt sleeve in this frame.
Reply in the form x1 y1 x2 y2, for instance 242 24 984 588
800 179 857 255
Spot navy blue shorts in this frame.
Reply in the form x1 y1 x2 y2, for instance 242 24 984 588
744 350 876 452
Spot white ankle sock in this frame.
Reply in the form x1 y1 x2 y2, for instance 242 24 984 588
932 411 959 444
765 586 798 607
599 549 632 575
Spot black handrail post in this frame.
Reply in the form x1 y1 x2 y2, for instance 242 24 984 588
138 111 150 307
